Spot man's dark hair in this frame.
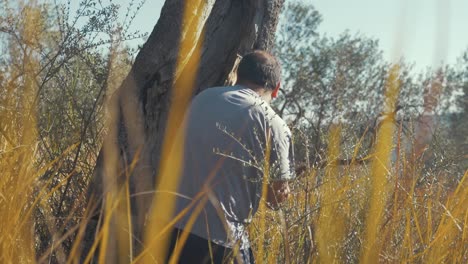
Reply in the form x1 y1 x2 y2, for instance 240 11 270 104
237 50 281 90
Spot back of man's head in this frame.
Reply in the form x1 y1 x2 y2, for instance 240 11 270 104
236 50 281 90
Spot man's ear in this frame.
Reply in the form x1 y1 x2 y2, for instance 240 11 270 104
272 82 280 98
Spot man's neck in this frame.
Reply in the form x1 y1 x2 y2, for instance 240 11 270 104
237 81 272 104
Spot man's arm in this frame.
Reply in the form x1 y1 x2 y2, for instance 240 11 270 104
264 114 296 210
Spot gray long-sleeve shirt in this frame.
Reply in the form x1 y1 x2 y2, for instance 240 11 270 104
173 85 295 249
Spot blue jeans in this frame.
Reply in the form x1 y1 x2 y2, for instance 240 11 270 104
166 228 255 264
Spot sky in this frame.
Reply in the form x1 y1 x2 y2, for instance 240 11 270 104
79 0 468 71
313 0 468 70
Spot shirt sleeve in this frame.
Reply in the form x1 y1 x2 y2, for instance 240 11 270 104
269 120 296 181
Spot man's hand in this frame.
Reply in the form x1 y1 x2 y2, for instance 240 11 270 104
266 181 291 210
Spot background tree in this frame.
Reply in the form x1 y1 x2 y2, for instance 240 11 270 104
435 50 468 175
273 2 465 173
274 2 391 164
452 51 468 166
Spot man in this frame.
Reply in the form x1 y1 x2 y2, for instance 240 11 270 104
168 50 295 263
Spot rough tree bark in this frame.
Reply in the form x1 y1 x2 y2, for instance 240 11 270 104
83 0 285 259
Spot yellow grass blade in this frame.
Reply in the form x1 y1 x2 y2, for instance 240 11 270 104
316 124 344 263
140 0 209 262
360 64 401 264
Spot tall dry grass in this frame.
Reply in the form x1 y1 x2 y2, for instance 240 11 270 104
0 1 466 264
248 66 467 264
0 1 48 262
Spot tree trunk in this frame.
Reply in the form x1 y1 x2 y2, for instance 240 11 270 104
83 0 284 260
